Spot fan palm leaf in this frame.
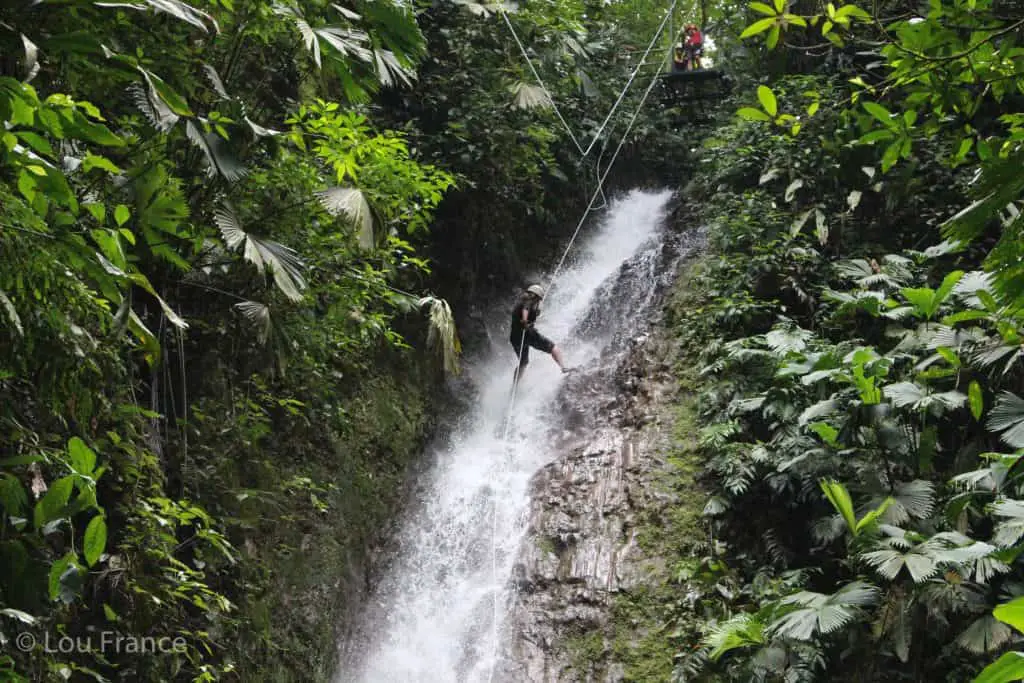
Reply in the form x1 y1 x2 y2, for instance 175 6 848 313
214 204 305 302
316 186 375 248
96 0 218 32
955 615 1014 654
988 392 1024 449
768 581 879 641
185 121 246 182
510 81 552 110
704 613 766 661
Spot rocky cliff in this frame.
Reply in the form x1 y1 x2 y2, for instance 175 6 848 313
498 224 708 682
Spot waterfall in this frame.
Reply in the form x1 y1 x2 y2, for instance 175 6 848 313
339 189 677 682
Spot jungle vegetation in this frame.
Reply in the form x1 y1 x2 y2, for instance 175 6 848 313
0 0 684 679
661 0 1024 680
4 0 1024 678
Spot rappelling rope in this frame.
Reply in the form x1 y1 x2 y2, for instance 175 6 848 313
539 47 670 300
485 38 672 683
498 0 677 212
498 0 678 159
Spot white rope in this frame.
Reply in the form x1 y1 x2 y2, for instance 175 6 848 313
579 0 677 157
498 0 678 159
500 9 586 156
485 43 671 683
542 48 669 298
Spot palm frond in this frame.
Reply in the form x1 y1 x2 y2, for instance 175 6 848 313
704 613 765 661
971 339 1024 376
988 391 1024 448
875 480 935 526
765 325 813 354
991 498 1024 547
884 380 966 414
862 537 939 583
234 300 272 345
418 296 461 374
955 614 1014 654
510 81 551 110
0 290 23 336
316 186 375 248
214 204 306 302
96 0 218 32
128 82 178 132
373 48 415 88
315 26 373 63
245 117 283 138
186 121 247 181
769 581 879 641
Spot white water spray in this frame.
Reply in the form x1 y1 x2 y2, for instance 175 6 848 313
339 189 675 683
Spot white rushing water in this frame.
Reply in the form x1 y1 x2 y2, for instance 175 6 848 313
340 188 675 683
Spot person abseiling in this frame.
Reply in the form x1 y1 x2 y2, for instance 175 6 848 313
509 284 570 382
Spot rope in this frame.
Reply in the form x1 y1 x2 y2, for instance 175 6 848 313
485 41 671 683
542 48 669 299
500 9 586 156
579 0 677 157
498 0 678 159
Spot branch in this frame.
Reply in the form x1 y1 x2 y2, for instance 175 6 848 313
176 279 248 302
883 18 1024 64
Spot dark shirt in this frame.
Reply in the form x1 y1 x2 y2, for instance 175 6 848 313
510 294 540 336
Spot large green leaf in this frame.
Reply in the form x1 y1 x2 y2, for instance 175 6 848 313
993 597 1024 635
972 651 1024 683
83 515 107 567
33 476 73 530
67 437 96 477
821 479 856 535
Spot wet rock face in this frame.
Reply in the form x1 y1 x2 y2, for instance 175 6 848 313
496 236 700 682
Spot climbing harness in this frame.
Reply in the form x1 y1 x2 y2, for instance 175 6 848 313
485 13 675 679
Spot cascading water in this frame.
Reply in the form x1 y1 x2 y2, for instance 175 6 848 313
338 189 677 683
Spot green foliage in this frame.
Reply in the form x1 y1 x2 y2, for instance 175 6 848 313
2 0 689 675
0 0 472 676
662 50 1024 679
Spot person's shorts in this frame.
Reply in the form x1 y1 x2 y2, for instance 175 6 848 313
510 327 554 364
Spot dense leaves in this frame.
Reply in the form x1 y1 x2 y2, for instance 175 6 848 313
1 0 690 678
661 0 1024 677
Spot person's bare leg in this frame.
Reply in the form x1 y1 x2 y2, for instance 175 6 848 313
551 346 566 371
